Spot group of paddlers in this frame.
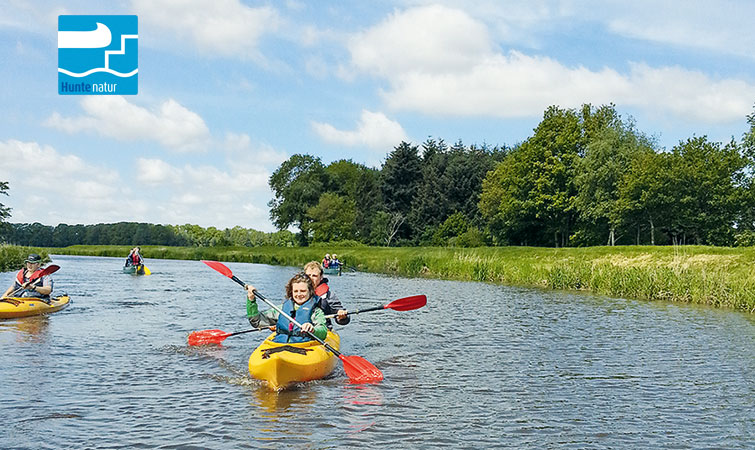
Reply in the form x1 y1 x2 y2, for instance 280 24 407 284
322 253 341 269
244 260 348 343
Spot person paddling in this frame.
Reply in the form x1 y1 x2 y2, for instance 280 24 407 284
304 261 349 329
245 272 328 343
125 247 145 272
1 254 53 303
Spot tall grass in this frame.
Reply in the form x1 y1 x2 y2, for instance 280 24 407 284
18 244 755 314
0 245 50 272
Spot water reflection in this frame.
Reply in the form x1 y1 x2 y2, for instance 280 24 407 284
341 384 383 406
252 385 318 415
0 316 50 343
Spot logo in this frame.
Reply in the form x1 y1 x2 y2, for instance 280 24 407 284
58 15 138 95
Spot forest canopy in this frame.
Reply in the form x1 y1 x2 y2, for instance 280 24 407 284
4 103 755 248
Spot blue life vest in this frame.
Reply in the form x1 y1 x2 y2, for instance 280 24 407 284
273 297 317 343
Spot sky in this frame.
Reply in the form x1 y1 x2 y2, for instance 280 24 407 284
1 0 754 232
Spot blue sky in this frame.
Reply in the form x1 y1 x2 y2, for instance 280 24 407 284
1 0 754 232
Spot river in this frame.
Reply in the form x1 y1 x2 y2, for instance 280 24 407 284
1 254 753 449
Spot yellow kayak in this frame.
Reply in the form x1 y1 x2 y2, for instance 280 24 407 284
249 331 340 391
0 295 71 319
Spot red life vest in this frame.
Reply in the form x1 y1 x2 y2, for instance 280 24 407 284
16 268 43 285
131 253 140 265
315 282 329 297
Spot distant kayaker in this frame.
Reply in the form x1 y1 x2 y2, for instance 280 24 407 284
322 254 331 268
245 272 328 343
304 261 349 329
125 247 144 266
330 254 341 268
1 253 53 302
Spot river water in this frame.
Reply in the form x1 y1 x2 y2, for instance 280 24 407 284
0 254 753 449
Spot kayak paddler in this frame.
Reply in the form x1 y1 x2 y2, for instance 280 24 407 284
245 272 328 343
1 253 53 302
304 261 349 329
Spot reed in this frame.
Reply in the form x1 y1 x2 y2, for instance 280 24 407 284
0 245 50 272
17 244 755 314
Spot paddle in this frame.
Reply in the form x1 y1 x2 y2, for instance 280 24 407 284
323 294 427 319
201 260 383 384
188 326 270 346
6 264 60 298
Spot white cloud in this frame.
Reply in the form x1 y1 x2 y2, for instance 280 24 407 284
346 4 492 78
136 158 183 185
382 52 755 123
0 139 144 224
346 5 755 124
413 1 755 59
312 110 408 150
132 0 280 59
134 157 273 230
0 139 276 230
222 133 288 167
45 96 211 152
604 1 755 59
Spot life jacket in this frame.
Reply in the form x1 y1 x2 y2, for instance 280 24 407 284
315 282 329 297
131 253 141 265
15 268 48 299
273 297 318 343
16 268 43 285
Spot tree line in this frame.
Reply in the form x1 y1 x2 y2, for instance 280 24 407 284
2 103 754 248
1 222 296 248
270 103 755 247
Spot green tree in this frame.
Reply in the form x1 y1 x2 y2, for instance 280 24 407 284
268 154 327 245
0 181 10 222
667 137 745 245
324 159 382 244
409 139 504 244
370 210 406 246
324 159 367 199
353 167 383 244
380 142 422 240
480 105 584 246
617 151 675 245
307 193 357 243
432 211 469 245
574 120 655 245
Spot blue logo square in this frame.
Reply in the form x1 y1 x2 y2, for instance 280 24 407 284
58 15 138 95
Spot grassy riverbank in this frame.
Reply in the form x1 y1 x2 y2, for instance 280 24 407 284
7 244 755 314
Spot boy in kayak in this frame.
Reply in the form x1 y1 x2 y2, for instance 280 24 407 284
245 272 328 343
1 254 53 302
304 261 349 329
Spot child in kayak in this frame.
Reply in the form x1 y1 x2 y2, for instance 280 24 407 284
304 261 349 329
245 272 327 343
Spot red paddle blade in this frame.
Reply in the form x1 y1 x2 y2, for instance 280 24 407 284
339 355 383 384
201 260 232 278
188 329 231 346
385 294 427 311
30 264 60 281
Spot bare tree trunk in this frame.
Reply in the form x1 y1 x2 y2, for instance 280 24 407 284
649 217 655 245
385 212 405 247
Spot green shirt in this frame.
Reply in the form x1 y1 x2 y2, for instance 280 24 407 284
247 297 328 340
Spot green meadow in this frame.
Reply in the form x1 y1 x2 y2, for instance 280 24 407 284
4 244 754 314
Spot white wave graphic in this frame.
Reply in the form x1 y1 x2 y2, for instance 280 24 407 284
59 22 112 49
58 67 138 78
